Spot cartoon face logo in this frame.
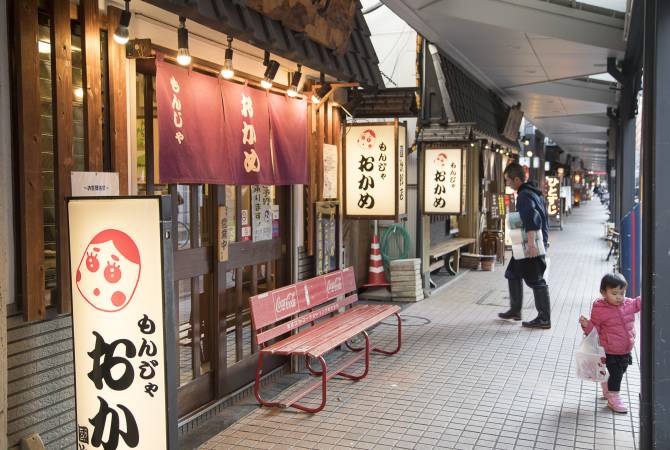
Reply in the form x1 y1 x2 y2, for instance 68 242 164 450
434 152 449 168
356 129 377 151
76 229 141 312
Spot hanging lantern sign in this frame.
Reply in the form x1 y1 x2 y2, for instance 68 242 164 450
424 147 463 214
344 121 400 219
545 176 561 217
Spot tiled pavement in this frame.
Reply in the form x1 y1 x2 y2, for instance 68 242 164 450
198 200 640 450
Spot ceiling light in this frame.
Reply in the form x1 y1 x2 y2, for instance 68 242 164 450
311 82 331 104
484 144 490 150
74 87 84 99
526 150 533 157
220 36 234 79
176 17 191 66
522 136 530 146
113 0 131 45
287 65 302 98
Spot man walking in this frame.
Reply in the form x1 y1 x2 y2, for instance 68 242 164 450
498 162 551 329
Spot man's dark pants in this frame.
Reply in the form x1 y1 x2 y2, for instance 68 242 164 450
504 256 551 322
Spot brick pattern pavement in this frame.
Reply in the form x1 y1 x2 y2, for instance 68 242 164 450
198 201 640 449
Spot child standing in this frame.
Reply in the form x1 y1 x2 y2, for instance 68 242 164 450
579 273 641 414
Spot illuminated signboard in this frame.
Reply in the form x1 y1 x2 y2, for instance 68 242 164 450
545 176 561 217
424 148 463 214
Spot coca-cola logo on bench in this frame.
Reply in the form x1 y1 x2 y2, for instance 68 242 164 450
273 287 299 315
325 273 343 296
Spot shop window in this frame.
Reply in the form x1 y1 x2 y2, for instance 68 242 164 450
13 2 126 320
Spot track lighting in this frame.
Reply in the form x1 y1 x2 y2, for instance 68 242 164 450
176 17 191 66
221 36 234 79
113 0 131 45
311 82 331 104
287 65 302 98
260 52 279 89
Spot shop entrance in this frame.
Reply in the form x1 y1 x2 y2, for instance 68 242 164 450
136 65 291 418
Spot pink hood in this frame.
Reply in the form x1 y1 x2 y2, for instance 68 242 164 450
581 296 641 355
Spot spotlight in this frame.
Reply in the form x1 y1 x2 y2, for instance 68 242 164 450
484 143 490 150
261 52 279 89
74 87 84 99
526 150 533 157
311 82 331 104
113 0 131 45
470 142 475 148
176 17 191 66
287 65 302 98
220 36 234 79
522 136 530 146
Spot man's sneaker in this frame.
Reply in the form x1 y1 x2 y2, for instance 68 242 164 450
601 382 609 400
607 392 628 413
498 310 521 321
521 317 551 329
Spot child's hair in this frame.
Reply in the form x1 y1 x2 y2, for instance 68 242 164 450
600 272 628 292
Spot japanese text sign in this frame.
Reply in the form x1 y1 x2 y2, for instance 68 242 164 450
71 172 120 197
545 176 561 217
344 123 398 218
68 197 175 450
424 148 463 214
398 124 407 215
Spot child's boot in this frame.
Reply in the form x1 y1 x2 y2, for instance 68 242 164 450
607 392 628 413
601 382 609 400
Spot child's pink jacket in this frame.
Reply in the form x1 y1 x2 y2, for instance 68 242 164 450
581 296 641 355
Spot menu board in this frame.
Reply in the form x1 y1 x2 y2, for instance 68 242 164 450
490 193 500 219
315 201 339 275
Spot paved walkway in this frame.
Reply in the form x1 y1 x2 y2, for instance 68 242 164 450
199 200 640 450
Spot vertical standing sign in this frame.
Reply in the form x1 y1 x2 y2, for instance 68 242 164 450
545 176 561 217
344 122 399 218
68 197 176 450
398 123 407 215
423 147 464 214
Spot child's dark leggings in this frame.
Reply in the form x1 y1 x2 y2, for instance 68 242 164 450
606 353 633 391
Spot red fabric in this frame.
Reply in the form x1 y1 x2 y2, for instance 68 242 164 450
268 95 308 185
582 296 641 354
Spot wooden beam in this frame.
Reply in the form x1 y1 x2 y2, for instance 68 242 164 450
107 6 129 194
52 0 74 314
81 0 103 171
16 0 45 321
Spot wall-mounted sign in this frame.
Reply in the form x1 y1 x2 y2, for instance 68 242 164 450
423 148 463 214
315 201 339 275
322 143 338 199
489 193 500 220
545 176 561 217
68 197 176 450
344 122 399 218
71 172 120 197
218 206 229 262
251 185 273 242
398 124 407 215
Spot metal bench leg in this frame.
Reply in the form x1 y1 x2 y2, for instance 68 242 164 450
338 331 370 381
344 314 402 356
254 353 282 409
290 356 328 413
372 312 402 355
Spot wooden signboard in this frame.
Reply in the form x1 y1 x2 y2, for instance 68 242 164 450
315 201 339 275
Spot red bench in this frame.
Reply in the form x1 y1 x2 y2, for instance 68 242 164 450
250 267 401 413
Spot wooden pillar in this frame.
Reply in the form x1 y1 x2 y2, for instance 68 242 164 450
81 0 103 171
15 0 45 321
107 6 129 194
0 0 9 442
52 0 74 314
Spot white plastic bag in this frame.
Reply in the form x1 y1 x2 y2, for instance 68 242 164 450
575 328 609 382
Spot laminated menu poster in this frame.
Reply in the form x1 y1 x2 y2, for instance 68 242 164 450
506 212 546 260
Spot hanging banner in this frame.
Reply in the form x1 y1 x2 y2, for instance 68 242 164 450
222 80 274 185
156 58 232 184
545 176 561 217
344 123 398 218
68 197 176 450
268 94 308 185
322 143 338 199
424 148 463 214
398 124 407 215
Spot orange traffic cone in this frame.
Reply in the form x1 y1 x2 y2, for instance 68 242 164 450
362 233 390 288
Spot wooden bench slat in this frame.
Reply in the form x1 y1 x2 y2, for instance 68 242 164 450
261 303 371 354
429 237 475 258
306 306 400 358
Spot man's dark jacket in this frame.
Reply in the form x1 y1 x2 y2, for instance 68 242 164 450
516 181 549 247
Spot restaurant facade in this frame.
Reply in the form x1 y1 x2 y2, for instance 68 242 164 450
1 0 385 447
